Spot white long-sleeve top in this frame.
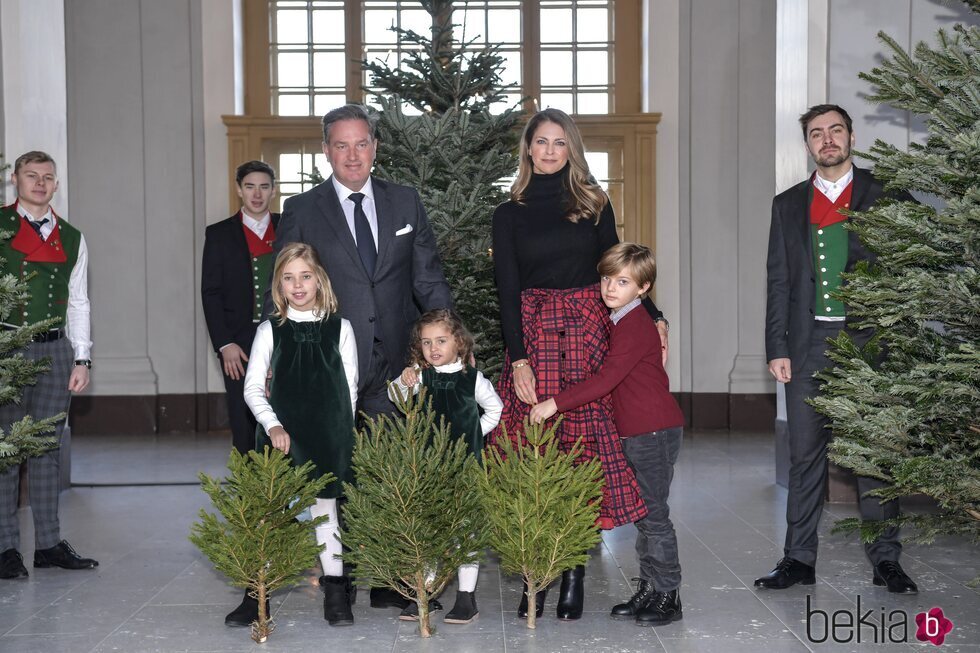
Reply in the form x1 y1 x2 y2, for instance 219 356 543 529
388 359 503 435
244 306 358 433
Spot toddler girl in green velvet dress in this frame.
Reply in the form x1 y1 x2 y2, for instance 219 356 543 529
388 309 503 625
244 242 359 627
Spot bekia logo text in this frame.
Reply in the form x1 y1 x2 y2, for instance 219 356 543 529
806 596 954 646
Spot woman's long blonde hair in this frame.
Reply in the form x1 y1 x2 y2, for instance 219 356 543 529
510 108 608 224
270 243 338 325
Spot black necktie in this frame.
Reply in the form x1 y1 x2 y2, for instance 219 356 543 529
25 217 49 238
349 192 377 277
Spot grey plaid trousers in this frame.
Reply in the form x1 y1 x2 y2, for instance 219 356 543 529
0 337 73 551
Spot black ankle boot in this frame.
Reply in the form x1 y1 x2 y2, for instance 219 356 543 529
224 589 270 627
517 581 547 619
556 565 585 620
444 591 479 624
319 575 354 626
635 589 682 627
610 577 655 620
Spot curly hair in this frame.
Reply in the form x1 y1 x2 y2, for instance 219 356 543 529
407 309 475 369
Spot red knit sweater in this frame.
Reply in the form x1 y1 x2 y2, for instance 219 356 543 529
554 305 684 437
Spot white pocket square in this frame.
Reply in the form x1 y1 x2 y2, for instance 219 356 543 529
395 224 413 236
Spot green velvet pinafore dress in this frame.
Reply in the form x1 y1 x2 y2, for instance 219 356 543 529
421 366 483 461
259 315 355 499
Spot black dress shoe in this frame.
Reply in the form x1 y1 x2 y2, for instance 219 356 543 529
635 589 682 627
873 561 918 594
556 565 585 620
369 585 412 609
33 541 98 570
517 581 547 619
0 548 28 579
610 578 656 620
754 557 814 589
398 597 443 621
224 590 270 627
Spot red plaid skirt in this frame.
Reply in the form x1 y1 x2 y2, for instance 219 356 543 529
489 285 648 529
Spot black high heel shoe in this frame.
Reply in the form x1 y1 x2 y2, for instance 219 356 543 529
556 565 585 620
517 581 547 619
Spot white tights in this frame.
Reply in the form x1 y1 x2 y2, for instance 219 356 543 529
310 498 343 576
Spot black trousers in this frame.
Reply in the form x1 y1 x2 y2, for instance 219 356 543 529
357 339 398 423
783 320 901 566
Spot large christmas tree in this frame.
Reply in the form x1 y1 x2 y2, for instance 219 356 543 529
811 6 980 547
364 0 523 379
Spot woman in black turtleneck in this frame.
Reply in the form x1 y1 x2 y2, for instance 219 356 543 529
491 109 669 622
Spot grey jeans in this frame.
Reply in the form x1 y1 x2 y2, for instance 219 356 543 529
621 427 683 591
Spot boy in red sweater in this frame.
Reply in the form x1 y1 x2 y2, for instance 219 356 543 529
530 242 685 627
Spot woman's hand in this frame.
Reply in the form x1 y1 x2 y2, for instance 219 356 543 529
511 360 538 405
657 322 669 366
268 426 290 454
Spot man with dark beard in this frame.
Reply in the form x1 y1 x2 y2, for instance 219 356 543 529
755 104 918 594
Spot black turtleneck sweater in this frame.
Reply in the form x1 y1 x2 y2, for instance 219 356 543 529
492 166 662 361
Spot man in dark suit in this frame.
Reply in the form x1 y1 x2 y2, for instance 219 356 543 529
202 160 280 458
756 104 917 594
272 104 453 615
202 160 281 628
273 104 453 419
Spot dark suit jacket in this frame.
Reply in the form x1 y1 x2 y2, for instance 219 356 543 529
765 166 910 369
202 212 281 353
273 176 453 385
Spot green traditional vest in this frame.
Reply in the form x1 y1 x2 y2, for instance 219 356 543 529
422 366 483 463
261 315 355 499
0 205 81 327
251 252 275 322
812 222 848 317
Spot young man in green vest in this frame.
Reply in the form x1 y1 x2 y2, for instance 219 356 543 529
201 160 280 627
0 151 97 580
757 105 917 594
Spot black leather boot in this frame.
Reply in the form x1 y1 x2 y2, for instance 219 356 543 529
224 589 270 627
517 581 547 619
610 578 655 620
635 589 682 626
556 565 585 621
320 575 354 626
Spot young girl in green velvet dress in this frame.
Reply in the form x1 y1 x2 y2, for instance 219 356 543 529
244 242 359 627
388 309 503 625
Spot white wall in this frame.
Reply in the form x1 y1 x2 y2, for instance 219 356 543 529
0 0 68 213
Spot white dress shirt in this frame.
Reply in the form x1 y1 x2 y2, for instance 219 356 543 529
331 176 379 250
813 167 854 203
244 306 359 432
241 211 272 238
388 358 503 435
15 204 92 359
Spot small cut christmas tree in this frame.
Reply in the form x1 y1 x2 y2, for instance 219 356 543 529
189 447 333 643
811 5 980 552
342 387 487 637
479 419 603 629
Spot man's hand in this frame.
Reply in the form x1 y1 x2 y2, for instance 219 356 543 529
768 358 792 384
512 361 538 405
68 366 90 393
400 366 419 387
220 344 249 380
268 426 290 454
657 322 669 366
529 398 558 424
